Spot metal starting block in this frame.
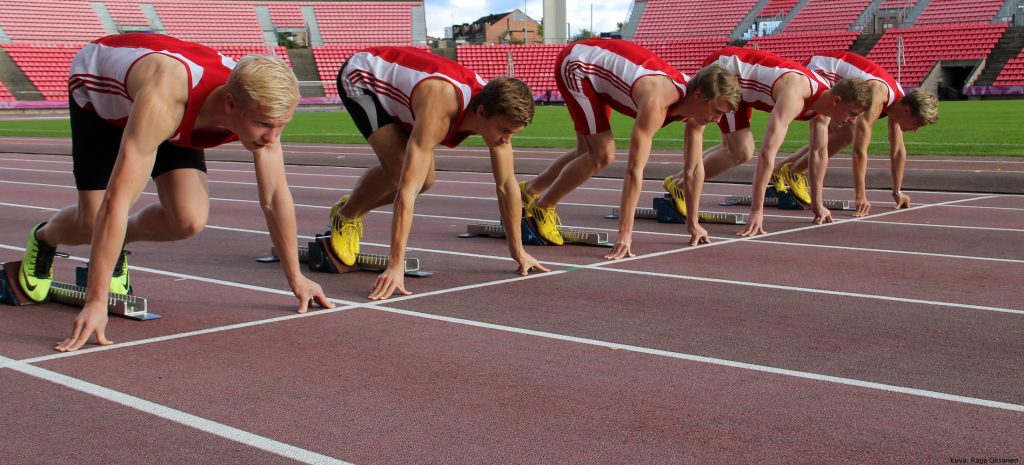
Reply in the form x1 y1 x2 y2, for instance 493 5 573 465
0 261 159 320
459 218 614 247
720 188 855 211
256 234 432 277
606 195 747 225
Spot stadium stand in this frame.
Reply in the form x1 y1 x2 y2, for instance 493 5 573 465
315 2 416 46
216 44 292 66
1 42 289 102
993 49 1024 86
638 38 732 75
311 45 367 97
456 44 563 99
312 45 428 96
0 81 14 101
263 2 306 28
878 0 918 10
104 0 154 29
154 1 266 44
782 0 873 33
0 1 107 43
760 0 800 18
746 31 861 64
0 43 78 100
633 0 759 40
914 0 1006 25
867 22 1008 88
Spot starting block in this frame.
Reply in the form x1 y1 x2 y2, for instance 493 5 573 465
460 218 613 247
606 195 748 225
720 188 855 211
0 261 160 320
256 233 432 277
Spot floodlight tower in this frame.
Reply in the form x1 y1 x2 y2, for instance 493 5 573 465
544 0 567 43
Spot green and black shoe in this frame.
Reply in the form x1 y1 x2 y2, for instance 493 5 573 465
18 223 57 302
110 249 131 295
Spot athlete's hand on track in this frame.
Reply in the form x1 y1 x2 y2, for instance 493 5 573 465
687 223 711 246
604 240 635 260
737 212 767 237
55 304 112 352
812 205 834 224
369 266 411 300
894 192 911 209
854 198 871 217
291 275 334 313
516 252 550 274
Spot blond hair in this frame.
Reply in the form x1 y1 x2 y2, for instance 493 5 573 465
829 77 873 111
225 55 299 119
471 76 535 125
688 64 741 111
900 89 939 125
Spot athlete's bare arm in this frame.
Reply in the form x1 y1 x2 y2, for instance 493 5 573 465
251 134 333 313
851 83 888 217
57 55 188 351
738 73 808 237
488 130 549 274
606 76 675 259
807 113 834 224
681 121 709 245
887 114 911 209
369 79 456 300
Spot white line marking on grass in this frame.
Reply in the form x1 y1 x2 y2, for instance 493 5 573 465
0 356 354 465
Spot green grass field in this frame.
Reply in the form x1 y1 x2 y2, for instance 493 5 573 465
0 99 1021 156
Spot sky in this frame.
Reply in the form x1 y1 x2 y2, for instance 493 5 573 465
422 0 634 40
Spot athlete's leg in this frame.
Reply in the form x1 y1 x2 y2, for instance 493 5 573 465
703 128 755 178
339 123 410 219
525 136 587 195
537 130 615 208
126 168 210 243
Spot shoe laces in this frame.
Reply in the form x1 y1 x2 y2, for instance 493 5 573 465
31 240 58 279
790 171 809 191
113 250 130 277
340 218 363 248
536 205 562 228
666 180 684 199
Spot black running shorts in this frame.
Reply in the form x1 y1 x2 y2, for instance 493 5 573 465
69 99 207 191
337 64 399 139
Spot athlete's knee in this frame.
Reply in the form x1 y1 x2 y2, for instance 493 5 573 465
168 212 207 240
587 148 615 170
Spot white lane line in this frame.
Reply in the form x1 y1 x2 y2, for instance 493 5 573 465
856 219 1024 233
361 304 1024 413
750 239 1024 264
9 196 1017 319
2 159 1016 200
599 266 1023 315
1 182 1017 266
3 202 1022 412
0 356 353 465
563 194 1001 268
943 204 1024 212
0 188 1016 266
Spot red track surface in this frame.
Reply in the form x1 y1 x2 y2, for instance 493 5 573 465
1 146 1022 464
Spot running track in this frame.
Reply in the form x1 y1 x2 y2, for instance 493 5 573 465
0 140 1021 464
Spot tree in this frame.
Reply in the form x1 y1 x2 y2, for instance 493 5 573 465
570 28 594 42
